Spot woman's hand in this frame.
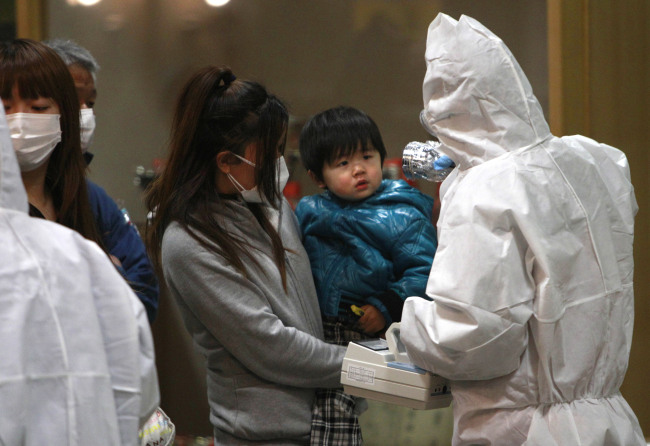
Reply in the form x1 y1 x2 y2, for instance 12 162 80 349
358 305 386 335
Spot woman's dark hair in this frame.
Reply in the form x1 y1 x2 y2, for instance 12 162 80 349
0 39 105 250
299 105 387 181
145 66 289 286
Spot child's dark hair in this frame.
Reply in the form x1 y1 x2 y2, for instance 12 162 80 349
299 106 386 181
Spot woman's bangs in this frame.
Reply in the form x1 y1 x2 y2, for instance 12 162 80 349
0 63 57 101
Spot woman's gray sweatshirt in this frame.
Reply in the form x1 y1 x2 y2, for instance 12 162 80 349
161 198 346 444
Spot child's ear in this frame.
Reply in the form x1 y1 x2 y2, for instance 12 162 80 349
308 170 327 189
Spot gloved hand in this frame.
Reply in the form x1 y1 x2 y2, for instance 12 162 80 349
434 155 455 170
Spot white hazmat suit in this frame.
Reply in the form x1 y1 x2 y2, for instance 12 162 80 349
401 13 645 445
0 108 160 445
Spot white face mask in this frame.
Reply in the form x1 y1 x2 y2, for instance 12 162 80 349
79 108 96 153
6 113 62 172
277 156 290 193
419 109 437 138
227 154 289 204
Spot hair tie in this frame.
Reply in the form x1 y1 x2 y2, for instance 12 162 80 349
220 73 236 88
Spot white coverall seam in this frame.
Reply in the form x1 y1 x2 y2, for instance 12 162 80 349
0 371 112 384
534 392 623 407
541 146 609 293
534 287 627 324
496 44 538 141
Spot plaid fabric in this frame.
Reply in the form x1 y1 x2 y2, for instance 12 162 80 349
310 317 367 445
311 388 362 446
321 315 368 347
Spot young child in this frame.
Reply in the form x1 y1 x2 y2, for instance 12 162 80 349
296 106 438 445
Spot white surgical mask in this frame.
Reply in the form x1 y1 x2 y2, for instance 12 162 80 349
79 108 96 153
419 109 437 138
277 156 289 193
6 113 62 172
227 154 289 204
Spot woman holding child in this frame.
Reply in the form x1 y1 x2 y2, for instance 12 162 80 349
145 66 348 445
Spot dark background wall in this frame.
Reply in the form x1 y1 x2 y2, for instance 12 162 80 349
47 0 548 222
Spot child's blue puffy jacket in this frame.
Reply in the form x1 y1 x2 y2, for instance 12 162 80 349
296 179 437 325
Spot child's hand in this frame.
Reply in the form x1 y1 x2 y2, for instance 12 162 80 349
358 305 386 335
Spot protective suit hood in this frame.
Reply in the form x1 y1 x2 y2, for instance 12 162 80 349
421 14 551 169
0 109 28 213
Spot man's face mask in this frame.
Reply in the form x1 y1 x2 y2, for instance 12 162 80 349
419 109 438 138
79 108 96 153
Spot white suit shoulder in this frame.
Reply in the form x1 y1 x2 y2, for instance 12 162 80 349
0 209 159 446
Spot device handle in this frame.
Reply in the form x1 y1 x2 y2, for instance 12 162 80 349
385 323 411 363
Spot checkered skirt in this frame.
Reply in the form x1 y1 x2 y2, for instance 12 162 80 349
310 317 368 445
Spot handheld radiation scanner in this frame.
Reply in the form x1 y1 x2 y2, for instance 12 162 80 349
340 323 451 410
385 323 410 363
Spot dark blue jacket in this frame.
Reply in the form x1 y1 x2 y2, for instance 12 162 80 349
296 179 437 326
87 180 159 322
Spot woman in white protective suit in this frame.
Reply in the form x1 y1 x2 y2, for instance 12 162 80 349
0 107 159 445
400 13 645 445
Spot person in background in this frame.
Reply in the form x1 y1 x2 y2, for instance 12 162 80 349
145 65 346 445
0 104 159 444
1 39 104 247
296 105 438 444
44 38 159 323
43 38 97 163
400 13 644 445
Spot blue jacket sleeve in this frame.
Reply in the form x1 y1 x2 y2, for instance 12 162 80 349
87 181 159 322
